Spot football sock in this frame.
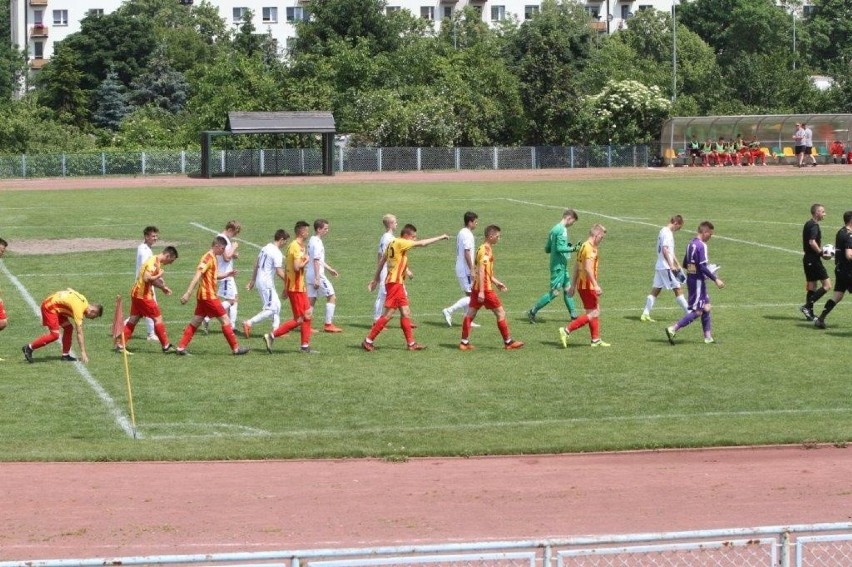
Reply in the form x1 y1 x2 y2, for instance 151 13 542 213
589 317 600 341
562 292 578 318
367 316 390 341
497 318 510 342
61 327 73 353
701 311 712 335
400 316 414 344
222 324 239 351
532 292 553 314
154 322 169 347
644 295 656 315
568 314 590 332
300 319 311 345
273 319 299 338
449 296 469 313
818 300 837 321
676 295 689 313
675 310 700 330
325 303 335 325
177 324 196 349
31 331 60 350
810 288 827 307
461 315 472 341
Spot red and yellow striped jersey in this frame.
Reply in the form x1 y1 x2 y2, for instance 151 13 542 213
195 251 218 300
285 240 306 292
575 240 599 290
43 288 89 325
472 243 494 291
384 238 415 284
131 255 161 300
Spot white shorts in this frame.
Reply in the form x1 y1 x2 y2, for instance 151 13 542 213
217 277 238 300
456 273 473 294
307 276 335 299
652 269 682 291
257 285 281 314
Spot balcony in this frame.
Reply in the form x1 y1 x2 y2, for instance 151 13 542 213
30 24 48 38
30 58 48 70
30 0 48 5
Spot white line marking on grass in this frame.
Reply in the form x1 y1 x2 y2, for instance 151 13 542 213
0 261 138 439
190 222 262 250
271 407 852 438
141 422 271 440
502 198 801 255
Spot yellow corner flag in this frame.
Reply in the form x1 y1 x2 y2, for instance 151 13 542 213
114 295 138 439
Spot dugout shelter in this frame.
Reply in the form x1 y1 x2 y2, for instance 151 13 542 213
660 114 852 166
200 111 336 178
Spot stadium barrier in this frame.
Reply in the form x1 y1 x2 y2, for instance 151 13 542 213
1 523 849 567
0 145 659 179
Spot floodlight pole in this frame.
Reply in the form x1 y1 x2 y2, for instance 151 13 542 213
671 1 677 102
792 9 797 70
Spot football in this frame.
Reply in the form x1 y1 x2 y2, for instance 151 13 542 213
822 244 836 259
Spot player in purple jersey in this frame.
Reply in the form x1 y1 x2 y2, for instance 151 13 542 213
665 221 725 345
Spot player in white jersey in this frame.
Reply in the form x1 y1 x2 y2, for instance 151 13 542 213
242 229 289 338
204 220 241 334
135 226 159 340
307 219 342 333
373 214 398 321
640 215 689 322
442 212 480 327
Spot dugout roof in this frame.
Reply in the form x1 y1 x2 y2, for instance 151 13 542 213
225 111 336 134
661 114 852 164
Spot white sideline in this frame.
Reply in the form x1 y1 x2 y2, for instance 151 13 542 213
190 222 262 250
0 261 138 439
502 198 802 255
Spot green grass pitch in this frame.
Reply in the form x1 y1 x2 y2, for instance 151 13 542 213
0 172 849 461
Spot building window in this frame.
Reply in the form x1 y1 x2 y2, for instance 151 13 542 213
33 10 44 25
52 9 68 25
233 7 248 23
88 9 104 17
420 6 434 20
442 5 453 19
637 5 653 11
491 5 505 21
262 7 277 23
286 7 307 22
524 5 539 19
33 41 44 58
621 5 632 19
386 6 401 14
802 4 816 16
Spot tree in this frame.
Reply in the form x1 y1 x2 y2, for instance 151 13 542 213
93 70 130 131
506 0 597 145
294 0 404 56
34 44 89 126
130 47 190 113
582 80 671 145
0 1 26 102
803 0 852 74
0 97 95 154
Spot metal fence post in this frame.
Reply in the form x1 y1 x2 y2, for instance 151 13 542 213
378 148 383 172
181 151 186 174
141 152 146 176
417 147 422 171
101 152 106 175
493 146 498 170
780 530 790 567
531 147 536 169
260 150 265 176
338 147 344 172
570 146 575 168
455 147 460 170
20 154 25 178
61 153 66 177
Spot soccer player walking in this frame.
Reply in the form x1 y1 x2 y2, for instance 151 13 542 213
640 215 689 322
307 219 343 333
800 204 831 321
459 225 523 351
263 221 316 354
665 222 725 345
23 289 103 364
176 236 249 356
528 209 580 323
442 212 478 327
117 246 179 353
363 224 449 351
558 224 609 348
204 220 241 334
813 211 852 329
373 214 397 322
135 226 160 341
243 229 289 338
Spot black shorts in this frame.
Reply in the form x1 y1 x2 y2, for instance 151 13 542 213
835 271 852 294
689 148 702 157
804 255 829 282
803 146 813 155
794 145 803 155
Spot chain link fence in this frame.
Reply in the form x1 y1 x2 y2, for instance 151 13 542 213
0 145 663 179
1 524 849 567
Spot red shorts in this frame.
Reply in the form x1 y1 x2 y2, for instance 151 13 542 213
193 298 227 319
0 298 5 321
578 288 599 310
469 289 501 310
129 297 161 319
383 282 409 309
287 291 310 318
40 301 71 331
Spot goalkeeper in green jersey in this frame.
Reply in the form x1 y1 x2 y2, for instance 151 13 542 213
527 209 580 323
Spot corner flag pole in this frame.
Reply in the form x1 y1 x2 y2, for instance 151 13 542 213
113 295 137 439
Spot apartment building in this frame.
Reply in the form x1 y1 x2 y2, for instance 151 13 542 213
9 1 810 71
